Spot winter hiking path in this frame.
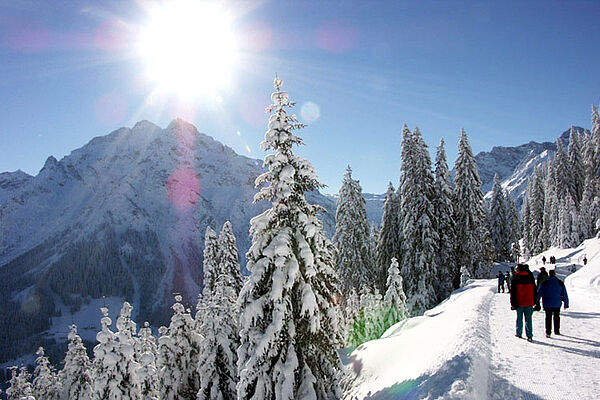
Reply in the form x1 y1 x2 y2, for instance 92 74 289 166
488 281 600 399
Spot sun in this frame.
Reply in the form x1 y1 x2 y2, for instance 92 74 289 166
137 0 238 98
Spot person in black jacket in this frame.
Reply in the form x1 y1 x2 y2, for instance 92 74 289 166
497 271 505 293
510 264 537 341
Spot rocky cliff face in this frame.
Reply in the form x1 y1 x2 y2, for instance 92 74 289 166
0 119 335 361
470 126 589 208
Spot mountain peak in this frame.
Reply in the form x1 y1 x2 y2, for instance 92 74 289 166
167 118 198 132
132 120 161 132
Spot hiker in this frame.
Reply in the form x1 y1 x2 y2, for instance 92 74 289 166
550 255 556 264
505 271 512 291
510 263 536 342
537 269 569 337
583 256 587 266
536 267 549 288
542 255 546 265
497 271 505 293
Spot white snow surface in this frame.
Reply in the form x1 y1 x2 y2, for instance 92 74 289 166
345 237 600 399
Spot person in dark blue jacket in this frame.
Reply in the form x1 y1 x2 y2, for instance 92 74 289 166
497 271 505 293
537 269 569 337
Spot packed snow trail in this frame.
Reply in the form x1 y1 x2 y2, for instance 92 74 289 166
345 238 600 399
489 242 600 400
489 291 600 399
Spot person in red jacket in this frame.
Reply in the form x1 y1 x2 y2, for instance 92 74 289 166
510 264 537 341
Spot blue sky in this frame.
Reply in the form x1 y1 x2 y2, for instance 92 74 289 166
1 0 599 194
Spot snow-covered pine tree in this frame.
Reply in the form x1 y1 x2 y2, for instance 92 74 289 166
202 226 220 298
136 322 159 400
554 138 571 203
460 266 471 288
528 166 545 255
488 174 511 261
61 325 93 400
433 138 457 293
166 295 201 400
237 77 342 399
383 258 408 329
542 162 557 248
92 307 119 400
558 196 576 248
6 366 34 400
399 127 438 313
218 220 244 297
334 165 373 294
32 347 59 400
197 275 239 400
112 301 141 399
568 127 585 207
157 326 178 400
506 191 521 257
453 129 493 278
341 287 360 345
591 105 600 186
369 222 380 266
375 182 400 293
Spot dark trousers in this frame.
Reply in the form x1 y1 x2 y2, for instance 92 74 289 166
498 282 505 293
545 308 561 334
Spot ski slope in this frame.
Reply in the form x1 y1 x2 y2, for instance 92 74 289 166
345 238 600 399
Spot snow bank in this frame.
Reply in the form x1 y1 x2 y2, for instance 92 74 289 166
345 280 496 399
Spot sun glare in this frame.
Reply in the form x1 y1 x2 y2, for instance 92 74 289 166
137 0 238 97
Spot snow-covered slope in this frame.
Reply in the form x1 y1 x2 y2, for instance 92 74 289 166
346 237 600 399
0 119 335 362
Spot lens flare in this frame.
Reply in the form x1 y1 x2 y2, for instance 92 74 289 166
166 167 200 211
301 101 320 123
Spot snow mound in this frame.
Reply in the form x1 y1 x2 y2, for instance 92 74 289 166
345 280 496 399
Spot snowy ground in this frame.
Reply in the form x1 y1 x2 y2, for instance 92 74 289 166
345 238 600 399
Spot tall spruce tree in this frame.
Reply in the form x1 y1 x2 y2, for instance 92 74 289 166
453 129 493 278
334 165 373 294
197 275 239 400
32 347 60 400
433 138 457 293
488 174 511 261
237 77 342 399
399 127 439 313
92 307 120 400
202 226 220 297
136 322 159 400
61 325 93 400
218 221 244 297
6 366 34 400
568 127 585 207
383 258 408 328
375 182 400 294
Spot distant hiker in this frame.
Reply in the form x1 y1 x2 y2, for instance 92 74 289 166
542 256 546 265
505 271 512 291
497 271 505 293
583 256 587 266
510 263 536 342
536 267 549 288
550 255 556 264
537 269 569 338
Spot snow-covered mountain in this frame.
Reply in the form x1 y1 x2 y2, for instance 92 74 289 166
0 119 335 362
476 126 589 208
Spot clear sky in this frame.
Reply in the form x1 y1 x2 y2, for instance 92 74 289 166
1 0 599 194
